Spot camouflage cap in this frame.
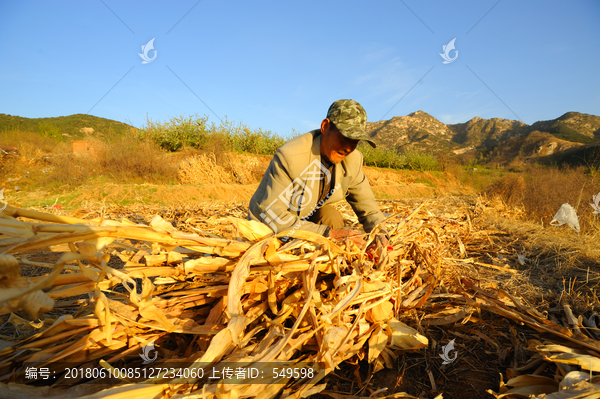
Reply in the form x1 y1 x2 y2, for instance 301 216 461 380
326 99 376 148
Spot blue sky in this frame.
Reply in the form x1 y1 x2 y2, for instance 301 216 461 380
0 0 598 138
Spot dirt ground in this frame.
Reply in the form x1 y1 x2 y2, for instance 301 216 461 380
1 149 469 209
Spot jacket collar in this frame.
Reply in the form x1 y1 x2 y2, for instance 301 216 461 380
310 130 321 162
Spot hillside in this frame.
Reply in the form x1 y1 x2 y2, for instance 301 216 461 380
480 130 583 167
366 111 600 166
449 116 529 149
0 113 136 140
367 111 457 153
3 110 600 167
536 141 600 166
530 111 600 143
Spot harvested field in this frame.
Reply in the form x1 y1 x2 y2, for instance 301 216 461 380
1 197 600 399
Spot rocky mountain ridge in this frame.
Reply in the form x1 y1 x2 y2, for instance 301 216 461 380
366 111 600 165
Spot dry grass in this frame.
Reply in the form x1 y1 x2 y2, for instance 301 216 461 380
0 130 58 158
445 162 508 192
176 149 270 185
2 130 178 187
44 153 94 186
486 164 600 234
479 196 600 314
42 136 178 187
177 152 232 184
1 129 270 190
95 136 178 183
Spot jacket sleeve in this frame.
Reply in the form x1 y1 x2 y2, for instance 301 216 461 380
344 152 385 233
248 151 329 236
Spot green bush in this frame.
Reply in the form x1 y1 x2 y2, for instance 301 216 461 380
404 150 439 171
140 114 211 152
140 115 285 155
229 126 285 155
359 144 440 171
37 122 63 142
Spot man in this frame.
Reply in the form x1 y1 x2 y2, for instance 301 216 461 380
248 99 386 241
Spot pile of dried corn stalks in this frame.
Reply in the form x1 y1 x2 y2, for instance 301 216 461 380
1 200 600 399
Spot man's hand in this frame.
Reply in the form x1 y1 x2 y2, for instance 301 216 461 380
328 227 365 247
365 229 392 263
374 230 390 247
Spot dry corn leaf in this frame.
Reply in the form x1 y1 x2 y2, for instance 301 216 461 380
492 375 559 398
18 290 54 319
368 324 388 363
542 352 600 372
184 256 233 274
320 391 419 398
535 381 600 398
0 218 35 238
228 216 273 242
145 251 183 266
366 300 394 323
0 254 19 285
7 313 45 332
149 214 177 234
386 318 428 350
559 371 594 390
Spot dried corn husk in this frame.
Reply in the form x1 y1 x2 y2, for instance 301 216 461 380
1 197 600 399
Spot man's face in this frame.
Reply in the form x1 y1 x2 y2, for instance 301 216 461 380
320 119 360 164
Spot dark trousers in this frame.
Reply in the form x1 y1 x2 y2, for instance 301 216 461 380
307 204 344 230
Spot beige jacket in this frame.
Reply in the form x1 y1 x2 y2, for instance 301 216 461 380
248 130 385 235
